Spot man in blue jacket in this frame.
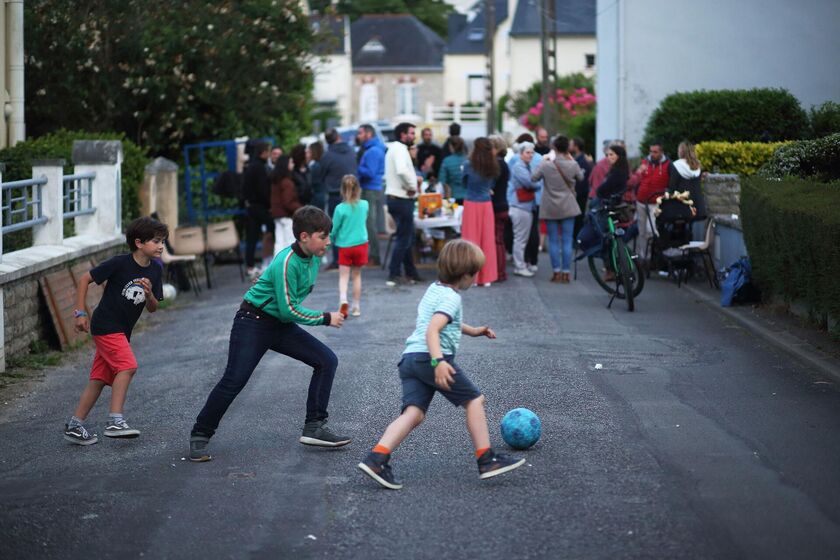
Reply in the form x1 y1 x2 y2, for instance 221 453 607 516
356 124 385 266
320 128 357 267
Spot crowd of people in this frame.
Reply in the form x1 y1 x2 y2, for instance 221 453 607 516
238 122 707 308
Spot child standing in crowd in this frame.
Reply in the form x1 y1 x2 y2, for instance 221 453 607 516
331 175 369 317
189 206 349 462
63 217 168 445
357 239 526 489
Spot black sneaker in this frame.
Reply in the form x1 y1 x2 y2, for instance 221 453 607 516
64 423 99 446
189 434 212 462
299 420 351 447
386 276 401 287
104 418 140 438
477 449 526 480
358 451 403 490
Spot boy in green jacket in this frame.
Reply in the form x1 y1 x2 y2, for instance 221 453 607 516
189 206 348 462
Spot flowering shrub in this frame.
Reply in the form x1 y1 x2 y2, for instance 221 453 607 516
758 133 840 182
519 87 597 130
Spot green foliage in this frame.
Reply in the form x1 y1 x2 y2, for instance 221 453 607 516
741 177 840 335
24 0 315 160
641 88 809 156
315 0 455 38
808 101 840 139
566 113 596 158
0 130 148 252
757 133 840 182
695 141 789 176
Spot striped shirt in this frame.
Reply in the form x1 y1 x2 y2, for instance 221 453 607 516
404 282 462 355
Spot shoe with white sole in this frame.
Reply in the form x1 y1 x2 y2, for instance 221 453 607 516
64 423 99 446
477 449 526 480
300 420 351 447
104 418 140 438
513 268 535 277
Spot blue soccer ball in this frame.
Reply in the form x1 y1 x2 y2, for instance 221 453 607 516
500 408 541 450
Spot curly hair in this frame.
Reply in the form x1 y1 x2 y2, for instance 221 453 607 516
469 137 500 179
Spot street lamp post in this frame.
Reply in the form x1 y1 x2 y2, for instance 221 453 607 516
485 0 496 135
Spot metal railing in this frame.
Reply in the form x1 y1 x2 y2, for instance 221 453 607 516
63 171 96 218
1 176 48 234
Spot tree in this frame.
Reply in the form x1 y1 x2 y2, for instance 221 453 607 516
24 0 317 158
312 0 455 38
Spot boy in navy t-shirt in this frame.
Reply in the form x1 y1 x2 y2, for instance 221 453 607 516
63 217 168 446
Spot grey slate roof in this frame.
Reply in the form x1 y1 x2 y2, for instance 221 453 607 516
351 14 445 71
446 0 509 55
311 14 347 55
509 0 595 37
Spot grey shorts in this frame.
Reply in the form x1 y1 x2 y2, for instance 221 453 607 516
399 352 482 413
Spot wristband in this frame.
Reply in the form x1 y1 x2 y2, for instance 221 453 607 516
73 309 88 318
430 357 445 367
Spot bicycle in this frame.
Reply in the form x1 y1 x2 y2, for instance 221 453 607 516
585 202 644 311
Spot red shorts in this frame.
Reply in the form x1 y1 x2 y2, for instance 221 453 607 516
337 242 369 267
90 333 138 385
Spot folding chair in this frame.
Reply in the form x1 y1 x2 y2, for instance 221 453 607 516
206 220 245 286
678 219 718 289
161 244 202 296
170 226 210 289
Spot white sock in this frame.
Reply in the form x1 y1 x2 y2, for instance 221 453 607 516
108 412 124 424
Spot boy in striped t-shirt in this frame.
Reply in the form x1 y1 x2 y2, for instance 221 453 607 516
357 239 525 489
189 206 349 462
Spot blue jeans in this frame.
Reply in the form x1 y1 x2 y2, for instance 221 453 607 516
387 196 419 279
192 307 338 437
545 217 575 272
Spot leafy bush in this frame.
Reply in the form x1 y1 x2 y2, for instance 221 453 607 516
809 101 840 139
0 130 148 252
642 88 808 156
741 177 840 335
567 112 596 159
695 141 789 176
757 133 840 182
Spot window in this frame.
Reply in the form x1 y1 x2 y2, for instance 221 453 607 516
397 82 417 116
467 75 486 104
468 27 484 42
585 53 596 69
361 39 386 54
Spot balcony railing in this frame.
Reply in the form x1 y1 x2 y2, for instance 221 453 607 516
62 172 96 219
1 176 48 234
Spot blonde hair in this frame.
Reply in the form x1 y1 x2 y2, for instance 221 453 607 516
437 239 485 284
678 141 701 170
340 174 361 204
489 134 508 153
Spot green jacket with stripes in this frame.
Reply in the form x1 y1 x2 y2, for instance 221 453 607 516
243 242 330 326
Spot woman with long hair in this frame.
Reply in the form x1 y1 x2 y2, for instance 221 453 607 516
489 134 510 282
307 141 326 211
596 144 630 201
269 155 301 256
531 135 583 283
438 136 468 202
460 137 500 286
669 140 705 221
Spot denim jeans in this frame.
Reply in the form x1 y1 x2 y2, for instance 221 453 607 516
387 196 419 279
192 308 338 437
362 189 383 262
545 217 575 272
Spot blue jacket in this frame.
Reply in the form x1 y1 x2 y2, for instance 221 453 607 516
357 137 385 191
320 142 357 195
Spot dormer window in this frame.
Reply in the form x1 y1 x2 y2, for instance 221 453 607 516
468 28 484 41
361 38 386 53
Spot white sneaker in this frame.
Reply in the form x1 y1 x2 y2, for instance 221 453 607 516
527 264 539 273
513 268 535 277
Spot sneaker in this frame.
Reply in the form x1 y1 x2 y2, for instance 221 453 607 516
513 268 535 277
351 307 361 317
104 419 140 438
527 264 539 273
64 423 99 446
300 420 351 447
358 451 403 490
386 276 400 287
407 275 424 285
189 434 212 462
477 449 526 480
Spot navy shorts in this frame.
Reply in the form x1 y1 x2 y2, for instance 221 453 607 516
399 352 482 413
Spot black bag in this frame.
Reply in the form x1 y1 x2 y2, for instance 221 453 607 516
212 170 243 200
293 169 313 205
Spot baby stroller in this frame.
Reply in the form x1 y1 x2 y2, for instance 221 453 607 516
646 198 693 277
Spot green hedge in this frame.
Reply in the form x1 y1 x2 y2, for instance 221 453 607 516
741 177 840 335
809 101 840 139
0 130 148 252
695 141 789 176
642 88 808 156
758 133 840 182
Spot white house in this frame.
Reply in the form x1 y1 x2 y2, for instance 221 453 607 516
596 0 840 157
310 14 353 128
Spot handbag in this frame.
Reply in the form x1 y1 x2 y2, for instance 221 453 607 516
515 186 535 202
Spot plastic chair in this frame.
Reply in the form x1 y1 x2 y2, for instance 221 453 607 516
206 220 245 284
678 219 718 289
160 245 202 296
170 226 210 288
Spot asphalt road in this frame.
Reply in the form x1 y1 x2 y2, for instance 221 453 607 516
1 254 839 560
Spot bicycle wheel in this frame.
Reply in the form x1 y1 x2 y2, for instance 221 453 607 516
616 238 635 311
588 250 616 295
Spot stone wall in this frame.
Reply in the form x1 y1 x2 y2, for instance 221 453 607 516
703 173 741 230
3 244 122 362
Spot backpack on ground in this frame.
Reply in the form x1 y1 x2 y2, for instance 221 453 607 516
720 257 760 306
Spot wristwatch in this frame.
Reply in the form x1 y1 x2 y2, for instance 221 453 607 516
430 357 445 367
